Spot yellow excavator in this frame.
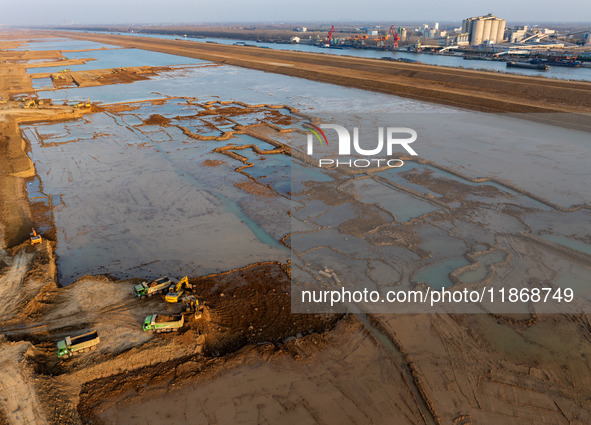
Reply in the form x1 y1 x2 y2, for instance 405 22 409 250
24 99 36 109
30 228 42 245
181 295 204 319
165 276 190 303
74 98 91 108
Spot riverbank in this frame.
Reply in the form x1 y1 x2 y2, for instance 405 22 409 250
39 30 591 132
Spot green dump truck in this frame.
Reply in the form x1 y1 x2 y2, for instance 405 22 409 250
143 314 184 332
134 276 173 298
57 330 100 359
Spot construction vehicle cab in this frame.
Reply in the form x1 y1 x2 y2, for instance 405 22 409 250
30 228 42 244
56 340 69 358
143 316 152 331
165 276 190 303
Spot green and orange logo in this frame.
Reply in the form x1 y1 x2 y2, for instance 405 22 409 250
303 122 328 152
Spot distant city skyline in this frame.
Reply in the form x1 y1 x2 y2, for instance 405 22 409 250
2 0 590 26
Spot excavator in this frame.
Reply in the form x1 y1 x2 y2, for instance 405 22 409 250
74 99 91 108
181 295 204 319
24 99 37 109
30 228 42 245
165 276 190 303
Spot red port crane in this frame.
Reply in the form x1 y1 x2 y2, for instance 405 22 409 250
389 25 400 48
326 25 335 46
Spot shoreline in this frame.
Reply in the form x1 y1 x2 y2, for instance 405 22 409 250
35 30 591 118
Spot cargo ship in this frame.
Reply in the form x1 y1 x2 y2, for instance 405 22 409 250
507 61 549 71
530 57 582 68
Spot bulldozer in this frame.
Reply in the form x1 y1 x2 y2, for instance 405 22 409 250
30 228 42 245
165 276 191 303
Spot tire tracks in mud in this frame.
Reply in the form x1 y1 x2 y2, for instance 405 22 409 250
0 342 49 425
0 252 35 323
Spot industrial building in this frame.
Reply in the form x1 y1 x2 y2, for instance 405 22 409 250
399 27 407 41
462 14 506 46
506 26 528 43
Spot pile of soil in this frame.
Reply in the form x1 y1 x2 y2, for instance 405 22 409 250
192 262 340 356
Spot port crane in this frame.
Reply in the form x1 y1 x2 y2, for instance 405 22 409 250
388 25 400 49
323 25 335 47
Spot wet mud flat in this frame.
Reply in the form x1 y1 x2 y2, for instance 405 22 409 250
22 95 591 297
1 31 591 425
21 98 297 284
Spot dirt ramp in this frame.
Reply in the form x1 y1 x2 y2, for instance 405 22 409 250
193 262 341 356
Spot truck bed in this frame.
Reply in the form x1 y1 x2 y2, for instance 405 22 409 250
69 331 99 346
155 314 182 323
146 277 170 288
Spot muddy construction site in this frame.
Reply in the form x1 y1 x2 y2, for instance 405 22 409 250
1 29 591 425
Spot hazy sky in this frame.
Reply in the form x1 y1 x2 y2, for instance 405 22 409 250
3 0 590 26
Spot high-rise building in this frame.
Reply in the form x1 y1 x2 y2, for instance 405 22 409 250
462 14 506 46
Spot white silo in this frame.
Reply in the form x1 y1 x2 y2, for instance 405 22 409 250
497 20 506 42
490 19 499 43
472 19 485 45
482 19 492 43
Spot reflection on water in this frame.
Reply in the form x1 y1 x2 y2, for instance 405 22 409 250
31 77 53 90
414 258 471 289
459 251 506 283
11 39 119 51
27 48 208 74
22 100 296 284
542 235 591 256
